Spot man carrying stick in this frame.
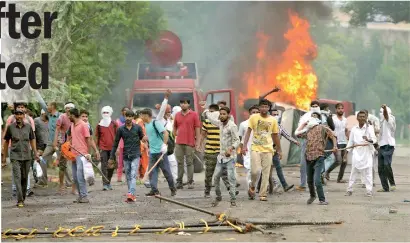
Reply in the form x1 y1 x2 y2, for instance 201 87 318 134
345 110 377 197
109 110 146 202
140 108 177 197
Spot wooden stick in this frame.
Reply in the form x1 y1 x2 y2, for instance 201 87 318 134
324 144 369 152
141 153 165 182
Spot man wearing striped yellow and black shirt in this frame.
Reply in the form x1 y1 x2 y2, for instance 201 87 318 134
201 104 231 198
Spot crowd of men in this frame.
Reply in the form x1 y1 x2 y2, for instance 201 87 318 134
1 89 398 208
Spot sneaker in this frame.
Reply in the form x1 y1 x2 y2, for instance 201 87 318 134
176 183 183 189
145 191 159 197
187 183 194 189
144 182 151 188
318 201 329 205
284 184 294 192
26 190 34 197
337 180 347 183
108 184 113 190
390 186 396 191
307 196 316 204
103 185 109 191
366 191 373 197
170 188 177 197
345 191 353 196
230 201 237 207
79 197 90 203
17 201 24 208
377 188 389 192
204 192 211 198
127 193 136 202
73 197 81 203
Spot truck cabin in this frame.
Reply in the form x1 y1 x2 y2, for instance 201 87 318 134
128 63 201 116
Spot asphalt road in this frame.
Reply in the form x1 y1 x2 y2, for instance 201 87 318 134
2 148 409 242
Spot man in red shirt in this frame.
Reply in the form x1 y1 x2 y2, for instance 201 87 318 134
173 98 201 189
95 106 117 190
67 108 100 203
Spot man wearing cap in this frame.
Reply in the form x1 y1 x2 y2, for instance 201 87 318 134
4 102 36 197
2 108 39 207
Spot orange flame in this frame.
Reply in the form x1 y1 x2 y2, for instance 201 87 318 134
238 10 318 111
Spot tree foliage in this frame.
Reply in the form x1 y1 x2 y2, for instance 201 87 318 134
341 1 410 26
10 1 165 122
311 22 410 138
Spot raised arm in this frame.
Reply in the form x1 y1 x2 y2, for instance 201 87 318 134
280 124 299 145
157 90 171 121
202 110 221 127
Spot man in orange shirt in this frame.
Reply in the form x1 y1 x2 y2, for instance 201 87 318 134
134 110 149 180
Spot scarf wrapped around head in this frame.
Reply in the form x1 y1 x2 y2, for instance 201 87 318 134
99 106 113 127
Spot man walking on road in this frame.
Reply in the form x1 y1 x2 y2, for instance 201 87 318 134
115 107 129 182
110 110 146 202
324 103 349 183
96 106 117 191
377 105 397 192
173 97 201 189
242 99 282 201
304 116 337 205
141 108 176 197
201 104 235 198
345 111 377 197
202 104 240 207
295 101 321 191
67 108 100 203
2 108 39 207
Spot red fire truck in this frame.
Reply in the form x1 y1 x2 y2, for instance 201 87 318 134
124 30 237 122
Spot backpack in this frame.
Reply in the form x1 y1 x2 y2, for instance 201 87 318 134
152 120 175 155
320 125 334 159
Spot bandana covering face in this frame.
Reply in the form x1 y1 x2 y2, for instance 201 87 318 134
99 106 113 127
310 107 320 113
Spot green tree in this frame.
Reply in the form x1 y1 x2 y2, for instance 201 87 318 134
10 1 165 123
341 1 410 26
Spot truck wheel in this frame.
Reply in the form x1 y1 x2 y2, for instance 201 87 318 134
193 152 204 173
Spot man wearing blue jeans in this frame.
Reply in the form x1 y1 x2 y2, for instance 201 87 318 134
377 105 396 192
305 122 337 205
110 110 145 202
295 101 321 191
66 108 100 204
141 108 176 197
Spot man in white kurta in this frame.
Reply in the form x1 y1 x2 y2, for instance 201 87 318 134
345 111 377 197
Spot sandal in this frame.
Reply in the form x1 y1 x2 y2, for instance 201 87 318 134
259 196 267 201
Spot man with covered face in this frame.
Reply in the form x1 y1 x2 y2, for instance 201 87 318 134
95 106 117 190
377 104 397 192
295 100 321 191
